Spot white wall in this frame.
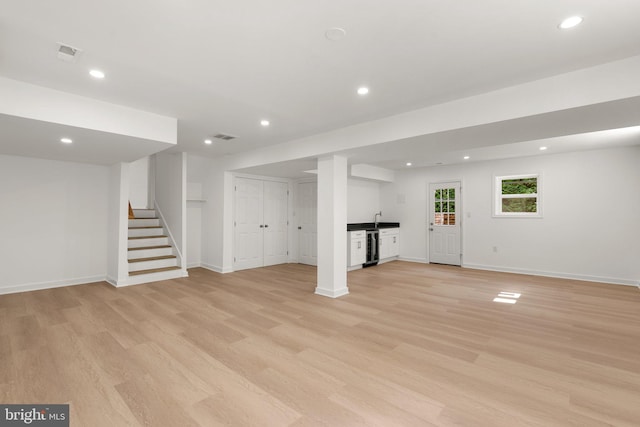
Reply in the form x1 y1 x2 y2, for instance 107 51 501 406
0 155 109 294
380 146 640 285
129 156 150 209
154 152 187 266
347 178 382 223
186 154 210 268
199 160 225 272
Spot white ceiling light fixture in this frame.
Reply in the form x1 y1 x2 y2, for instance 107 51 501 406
204 139 213 145
559 16 583 29
406 162 412 166
463 156 470 160
539 146 548 151
357 87 369 96
89 69 105 79
260 120 270 127
60 137 73 144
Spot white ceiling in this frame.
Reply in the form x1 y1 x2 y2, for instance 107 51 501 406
2 1 640 169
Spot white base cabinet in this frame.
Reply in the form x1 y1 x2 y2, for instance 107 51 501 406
379 228 399 260
348 230 366 267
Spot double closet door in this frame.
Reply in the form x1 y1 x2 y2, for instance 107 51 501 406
234 177 289 271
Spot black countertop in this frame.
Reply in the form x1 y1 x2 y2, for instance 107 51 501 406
347 222 400 231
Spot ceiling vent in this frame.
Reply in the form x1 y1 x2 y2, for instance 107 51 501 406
213 133 237 141
57 43 82 62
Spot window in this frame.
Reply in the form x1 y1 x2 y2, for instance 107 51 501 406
494 174 541 217
434 188 456 225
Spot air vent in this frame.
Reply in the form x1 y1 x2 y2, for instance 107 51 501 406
57 43 82 62
213 133 236 141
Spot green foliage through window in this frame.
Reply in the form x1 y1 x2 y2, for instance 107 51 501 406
502 178 537 195
495 174 540 216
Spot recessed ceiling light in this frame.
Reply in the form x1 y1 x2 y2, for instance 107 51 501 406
539 146 548 151
89 69 105 79
60 137 73 144
463 156 470 160
406 162 412 166
559 16 583 29
204 139 213 145
357 87 369 96
325 27 347 41
260 120 270 127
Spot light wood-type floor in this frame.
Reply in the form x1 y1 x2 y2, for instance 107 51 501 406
1 262 639 426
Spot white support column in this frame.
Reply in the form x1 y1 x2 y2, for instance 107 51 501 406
315 155 348 298
107 162 130 286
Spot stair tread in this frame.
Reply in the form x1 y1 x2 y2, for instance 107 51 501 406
128 235 167 240
129 255 176 263
129 217 159 220
128 245 171 251
129 226 163 230
129 266 181 276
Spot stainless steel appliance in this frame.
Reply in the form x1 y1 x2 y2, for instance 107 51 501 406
364 229 379 267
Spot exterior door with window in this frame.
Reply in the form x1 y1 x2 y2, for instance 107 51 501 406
429 181 461 265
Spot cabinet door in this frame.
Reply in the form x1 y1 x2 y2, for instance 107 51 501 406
348 236 366 266
390 233 400 257
379 235 391 259
354 238 366 265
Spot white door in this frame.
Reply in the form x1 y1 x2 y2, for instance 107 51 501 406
234 178 264 270
297 181 317 266
263 181 289 266
429 182 461 266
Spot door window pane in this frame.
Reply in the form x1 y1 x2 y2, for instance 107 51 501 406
434 188 458 226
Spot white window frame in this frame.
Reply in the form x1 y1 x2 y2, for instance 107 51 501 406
493 173 542 218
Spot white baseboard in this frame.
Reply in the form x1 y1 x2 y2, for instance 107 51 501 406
315 286 349 298
201 263 233 274
398 257 429 264
187 262 201 269
0 275 106 296
462 263 638 287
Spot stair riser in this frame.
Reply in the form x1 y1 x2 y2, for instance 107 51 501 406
128 237 169 248
128 218 160 227
128 247 173 260
132 209 156 218
129 258 178 272
128 228 164 238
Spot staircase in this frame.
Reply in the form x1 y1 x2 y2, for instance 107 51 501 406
128 209 181 276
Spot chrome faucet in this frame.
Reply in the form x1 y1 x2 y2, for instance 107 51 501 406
374 211 382 228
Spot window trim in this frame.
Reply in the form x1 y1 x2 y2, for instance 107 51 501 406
493 173 542 218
